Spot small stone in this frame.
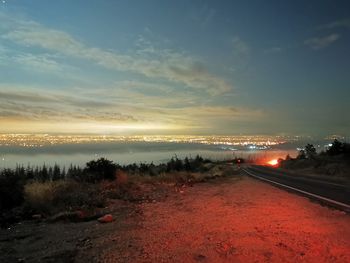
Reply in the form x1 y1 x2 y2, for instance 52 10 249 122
97 214 114 223
32 214 42 220
194 254 206 261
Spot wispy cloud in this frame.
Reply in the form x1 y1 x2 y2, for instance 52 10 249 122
0 12 269 134
0 83 265 133
173 106 264 120
0 88 138 123
231 36 250 56
189 4 216 27
114 80 172 94
1 12 230 95
264 47 283 54
13 53 63 72
318 19 350 30
304 34 340 50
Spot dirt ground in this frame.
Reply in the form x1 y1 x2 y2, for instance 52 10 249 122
1 175 350 263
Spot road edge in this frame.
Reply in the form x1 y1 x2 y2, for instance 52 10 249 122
242 168 350 213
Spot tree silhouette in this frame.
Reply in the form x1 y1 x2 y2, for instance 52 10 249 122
304 144 316 159
85 158 117 181
52 164 61 181
327 139 343 156
184 157 191 171
297 150 306 159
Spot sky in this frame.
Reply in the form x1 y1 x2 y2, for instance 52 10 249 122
0 0 349 136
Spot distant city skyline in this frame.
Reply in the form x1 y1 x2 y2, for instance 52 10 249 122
0 0 349 136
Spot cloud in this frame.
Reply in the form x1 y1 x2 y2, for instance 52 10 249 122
0 12 269 133
173 106 263 119
0 93 137 123
0 44 80 78
189 4 216 27
304 34 340 50
0 83 265 133
0 85 186 125
264 47 283 54
13 53 63 72
231 36 250 56
0 86 117 119
0 89 59 103
0 44 10 64
0 87 111 108
114 80 172 94
318 19 350 30
1 13 231 95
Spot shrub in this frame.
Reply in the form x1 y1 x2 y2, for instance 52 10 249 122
297 150 306 159
0 169 24 212
305 144 316 159
24 181 56 214
84 158 118 182
24 180 104 215
51 181 104 210
115 169 128 185
326 139 350 157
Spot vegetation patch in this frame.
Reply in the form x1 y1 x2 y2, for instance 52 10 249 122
280 139 350 178
0 155 236 226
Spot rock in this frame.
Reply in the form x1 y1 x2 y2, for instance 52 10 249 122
97 214 114 223
194 254 207 261
32 214 42 220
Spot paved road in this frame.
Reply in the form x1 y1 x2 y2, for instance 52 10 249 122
242 165 350 211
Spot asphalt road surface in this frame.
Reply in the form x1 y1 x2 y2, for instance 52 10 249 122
243 165 350 211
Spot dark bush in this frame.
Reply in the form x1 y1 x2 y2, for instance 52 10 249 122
305 144 316 159
0 169 24 212
84 158 118 182
326 139 350 157
297 150 306 159
24 180 105 215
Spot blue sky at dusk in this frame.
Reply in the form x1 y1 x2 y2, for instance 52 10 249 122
0 0 349 135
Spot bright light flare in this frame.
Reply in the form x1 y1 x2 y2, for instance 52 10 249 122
267 159 279 166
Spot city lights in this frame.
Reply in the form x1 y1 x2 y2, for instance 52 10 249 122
0 134 289 148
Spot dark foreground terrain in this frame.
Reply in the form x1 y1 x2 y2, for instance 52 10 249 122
1 174 349 263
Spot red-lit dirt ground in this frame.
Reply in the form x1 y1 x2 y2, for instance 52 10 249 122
1 176 349 262
94 176 350 262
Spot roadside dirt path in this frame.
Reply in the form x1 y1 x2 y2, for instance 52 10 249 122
98 176 350 263
1 175 349 262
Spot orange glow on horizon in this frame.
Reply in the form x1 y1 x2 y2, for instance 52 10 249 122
267 159 279 166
